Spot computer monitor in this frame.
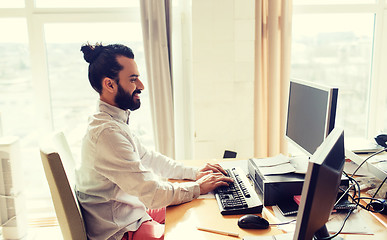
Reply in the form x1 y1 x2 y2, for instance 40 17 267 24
293 127 345 240
286 79 338 156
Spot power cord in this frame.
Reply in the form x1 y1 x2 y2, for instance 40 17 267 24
317 163 386 240
350 147 387 177
269 219 296 226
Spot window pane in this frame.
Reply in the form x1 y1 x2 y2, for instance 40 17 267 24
294 0 377 4
0 0 24 8
44 22 155 159
36 0 138 8
0 19 31 137
0 19 47 210
291 13 374 138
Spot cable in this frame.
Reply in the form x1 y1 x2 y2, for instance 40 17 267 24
350 147 387 177
269 219 296 226
342 173 386 213
315 209 355 240
371 176 387 199
313 172 359 240
316 161 386 239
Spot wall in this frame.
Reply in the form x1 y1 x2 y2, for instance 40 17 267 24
192 0 255 159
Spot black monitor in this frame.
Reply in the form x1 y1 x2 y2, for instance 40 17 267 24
293 127 345 240
286 79 338 156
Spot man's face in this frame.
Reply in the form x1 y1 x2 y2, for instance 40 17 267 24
114 56 144 111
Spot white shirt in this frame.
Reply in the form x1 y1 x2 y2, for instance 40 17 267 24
75 100 200 240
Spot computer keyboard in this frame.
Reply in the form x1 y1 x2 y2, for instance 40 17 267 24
214 167 263 215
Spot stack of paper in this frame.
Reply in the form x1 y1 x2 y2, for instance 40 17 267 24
250 154 296 175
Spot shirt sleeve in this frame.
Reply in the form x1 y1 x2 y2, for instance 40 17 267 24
93 126 200 209
133 134 199 180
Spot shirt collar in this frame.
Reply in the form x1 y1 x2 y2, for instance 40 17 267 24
98 100 131 124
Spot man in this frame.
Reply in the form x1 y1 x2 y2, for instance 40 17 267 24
76 43 233 240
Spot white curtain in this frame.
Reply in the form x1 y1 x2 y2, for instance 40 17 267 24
140 0 175 158
254 0 293 158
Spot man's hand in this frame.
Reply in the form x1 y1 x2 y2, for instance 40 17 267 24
196 163 227 180
196 172 234 195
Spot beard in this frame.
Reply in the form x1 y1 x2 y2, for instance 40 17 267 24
114 83 141 111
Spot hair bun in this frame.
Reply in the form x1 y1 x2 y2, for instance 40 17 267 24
81 43 104 63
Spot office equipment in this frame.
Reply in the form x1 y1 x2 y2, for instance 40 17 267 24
40 132 87 240
293 128 346 240
237 214 269 229
214 167 263 215
286 79 338 156
248 79 342 207
0 136 27 239
375 134 387 148
248 158 349 206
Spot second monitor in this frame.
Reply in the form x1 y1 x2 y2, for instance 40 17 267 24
286 79 338 156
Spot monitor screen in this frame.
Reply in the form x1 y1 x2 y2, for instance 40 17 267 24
286 79 338 156
293 127 345 240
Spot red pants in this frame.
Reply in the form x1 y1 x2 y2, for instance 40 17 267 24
121 208 166 240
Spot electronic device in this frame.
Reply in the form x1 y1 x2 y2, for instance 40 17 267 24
248 158 349 206
375 134 387 148
293 128 346 240
369 199 387 215
237 214 269 229
286 79 338 156
247 79 343 207
214 167 263 215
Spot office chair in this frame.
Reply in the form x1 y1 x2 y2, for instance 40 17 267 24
40 132 88 240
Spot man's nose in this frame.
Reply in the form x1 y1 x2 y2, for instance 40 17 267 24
136 79 144 90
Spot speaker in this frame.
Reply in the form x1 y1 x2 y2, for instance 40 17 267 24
0 136 27 239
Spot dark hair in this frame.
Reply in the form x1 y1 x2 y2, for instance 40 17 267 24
80 43 135 93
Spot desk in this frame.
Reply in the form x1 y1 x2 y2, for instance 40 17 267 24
165 159 387 240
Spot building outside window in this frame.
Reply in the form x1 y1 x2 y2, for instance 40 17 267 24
291 0 387 142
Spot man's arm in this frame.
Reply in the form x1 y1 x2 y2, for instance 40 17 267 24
133 134 199 180
94 127 200 208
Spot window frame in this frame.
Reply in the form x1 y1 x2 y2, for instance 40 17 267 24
293 1 387 138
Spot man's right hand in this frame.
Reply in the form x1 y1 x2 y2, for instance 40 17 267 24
196 172 234 195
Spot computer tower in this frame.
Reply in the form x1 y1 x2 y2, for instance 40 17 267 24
0 136 27 239
248 158 350 206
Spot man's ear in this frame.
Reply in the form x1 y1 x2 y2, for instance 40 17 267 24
102 77 116 93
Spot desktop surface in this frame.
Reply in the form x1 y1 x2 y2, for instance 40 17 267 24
165 159 387 240
165 198 283 240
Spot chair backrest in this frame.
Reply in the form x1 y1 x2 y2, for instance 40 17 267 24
40 132 87 240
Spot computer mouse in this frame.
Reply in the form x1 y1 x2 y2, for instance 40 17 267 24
237 214 270 229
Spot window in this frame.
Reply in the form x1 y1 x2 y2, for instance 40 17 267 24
0 2 153 225
291 1 387 139
35 0 138 8
0 0 24 8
